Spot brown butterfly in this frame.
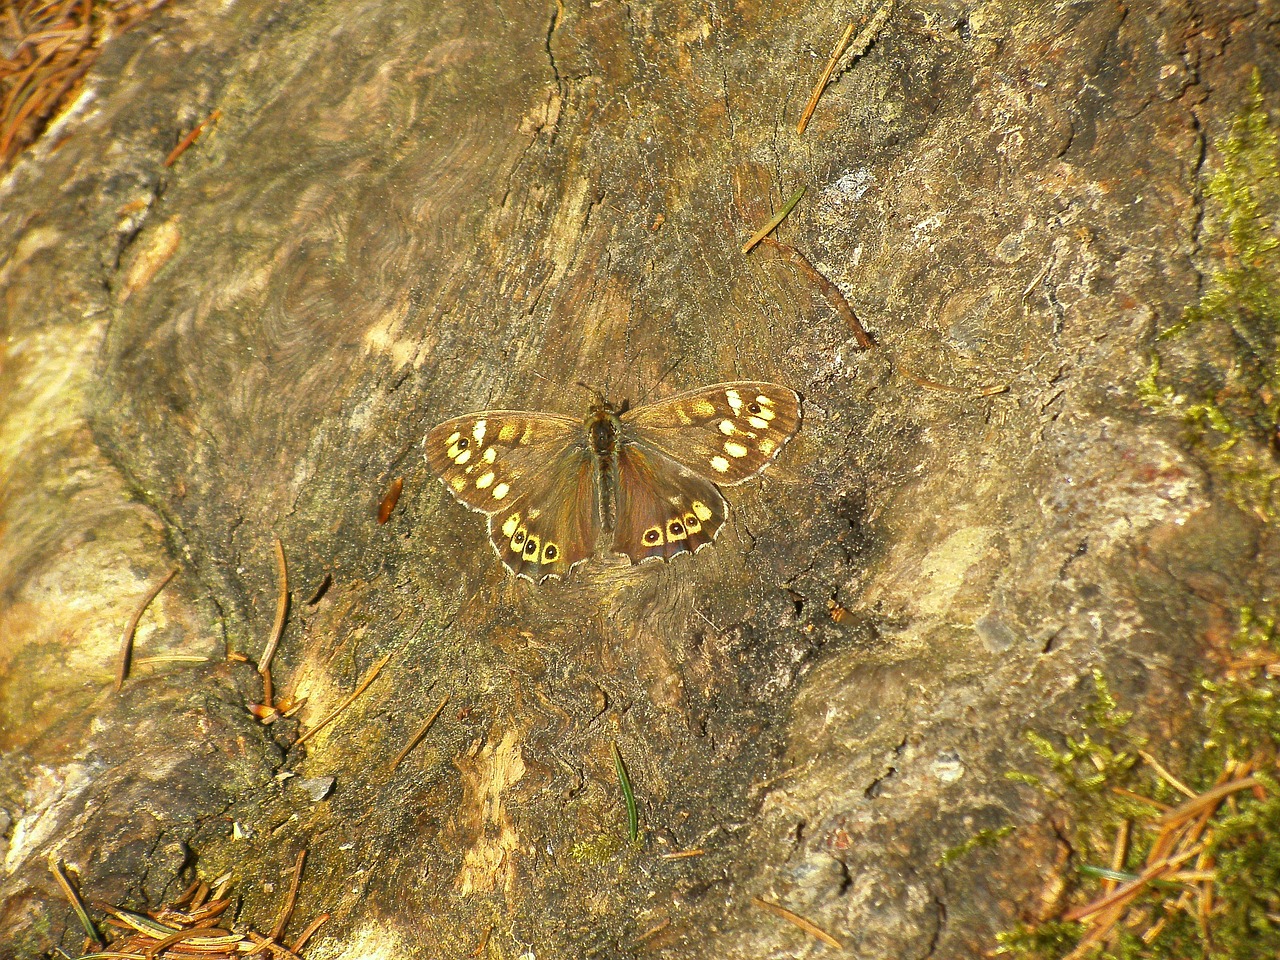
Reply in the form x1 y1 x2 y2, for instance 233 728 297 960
424 382 801 582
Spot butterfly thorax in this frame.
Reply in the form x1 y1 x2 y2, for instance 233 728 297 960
588 403 619 458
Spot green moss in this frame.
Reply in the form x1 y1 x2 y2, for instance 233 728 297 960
998 621 1280 958
994 920 1087 958
1004 673 1145 816
1145 69 1280 519
938 825 1017 866
568 831 626 864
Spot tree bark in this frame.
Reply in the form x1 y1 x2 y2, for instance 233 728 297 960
1 1 1274 957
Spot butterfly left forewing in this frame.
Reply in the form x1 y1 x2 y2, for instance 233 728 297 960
424 411 579 514
612 444 727 563
425 410 601 582
620 381 801 485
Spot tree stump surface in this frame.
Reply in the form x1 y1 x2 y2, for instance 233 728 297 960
1 1 1273 957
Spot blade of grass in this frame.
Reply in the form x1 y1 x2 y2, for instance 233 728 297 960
51 858 103 947
742 185 805 254
612 741 640 841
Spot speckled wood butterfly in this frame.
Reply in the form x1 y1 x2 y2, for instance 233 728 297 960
424 382 801 582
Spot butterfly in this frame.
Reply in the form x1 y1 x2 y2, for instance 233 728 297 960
424 382 802 582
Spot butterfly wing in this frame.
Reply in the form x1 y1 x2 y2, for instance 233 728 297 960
425 411 579 512
612 444 727 563
620 381 801 485
488 450 599 581
424 412 598 581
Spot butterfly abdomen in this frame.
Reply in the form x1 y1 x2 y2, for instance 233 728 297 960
588 406 621 536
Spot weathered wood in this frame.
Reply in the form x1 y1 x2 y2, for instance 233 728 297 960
0 1 1274 957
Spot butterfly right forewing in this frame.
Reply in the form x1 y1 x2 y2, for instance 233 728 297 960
621 381 801 485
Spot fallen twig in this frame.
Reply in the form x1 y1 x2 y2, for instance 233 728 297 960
390 694 450 771
258 537 290 707
659 848 706 861
761 236 875 348
164 107 221 167
797 3 895 135
796 23 854 135
270 850 307 943
751 896 844 949
116 566 180 692
296 652 392 746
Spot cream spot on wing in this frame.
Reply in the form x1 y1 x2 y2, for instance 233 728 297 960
675 407 693 424
450 476 467 493
755 394 775 406
759 438 776 455
718 419 735 435
446 431 461 446
724 441 748 458
492 482 510 500
475 471 495 489
526 507 542 521
502 514 521 537
748 416 769 429
691 500 712 521
754 405 776 421
473 420 487 443
725 389 742 413
454 448 471 466
483 446 497 463
710 455 730 473
499 423 519 441
519 424 533 444
690 398 715 416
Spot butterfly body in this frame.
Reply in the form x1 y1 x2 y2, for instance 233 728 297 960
425 382 801 582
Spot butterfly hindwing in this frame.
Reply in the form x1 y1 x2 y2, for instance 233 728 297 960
620 381 801 485
487 448 598 582
424 411 580 514
612 444 727 563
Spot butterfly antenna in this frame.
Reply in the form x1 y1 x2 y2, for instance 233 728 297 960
575 380 608 408
640 356 686 404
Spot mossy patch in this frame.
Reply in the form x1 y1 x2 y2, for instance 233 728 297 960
997 646 1280 958
1140 69 1280 520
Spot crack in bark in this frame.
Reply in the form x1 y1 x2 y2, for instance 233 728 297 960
922 894 947 959
544 1 565 94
